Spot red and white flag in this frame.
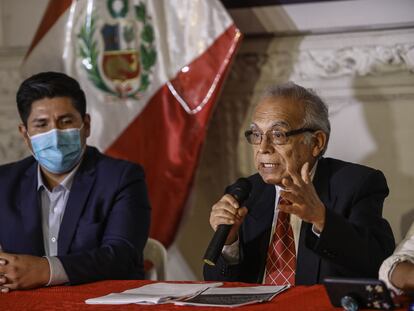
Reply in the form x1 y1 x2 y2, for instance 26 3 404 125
23 0 241 247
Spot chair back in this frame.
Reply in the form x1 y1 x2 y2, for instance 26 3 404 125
143 238 167 280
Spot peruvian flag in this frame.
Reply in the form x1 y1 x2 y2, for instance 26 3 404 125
23 0 241 247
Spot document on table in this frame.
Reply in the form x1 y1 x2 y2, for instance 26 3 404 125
85 282 223 305
86 283 289 307
174 285 290 307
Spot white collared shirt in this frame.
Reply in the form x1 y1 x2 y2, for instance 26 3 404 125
37 164 80 286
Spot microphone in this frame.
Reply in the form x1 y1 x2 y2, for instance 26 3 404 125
203 177 252 266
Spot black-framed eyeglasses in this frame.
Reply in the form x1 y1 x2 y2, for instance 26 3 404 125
244 128 316 145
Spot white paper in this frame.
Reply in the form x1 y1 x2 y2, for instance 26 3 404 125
85 282 223 305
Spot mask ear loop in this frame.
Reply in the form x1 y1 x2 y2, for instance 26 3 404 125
25 125 33 139
25 130 38 160
78 123 88 160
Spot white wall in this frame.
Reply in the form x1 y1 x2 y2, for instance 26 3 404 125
0 0 48 47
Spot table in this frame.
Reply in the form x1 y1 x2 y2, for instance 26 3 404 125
0 280 407 311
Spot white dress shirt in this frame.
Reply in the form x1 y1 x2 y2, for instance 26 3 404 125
379 222 414 295
37 164 80 286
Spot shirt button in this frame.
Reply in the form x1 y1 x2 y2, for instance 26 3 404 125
51 237 57 243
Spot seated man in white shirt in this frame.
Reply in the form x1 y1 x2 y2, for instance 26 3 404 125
0 71 150 292
379 222 414 294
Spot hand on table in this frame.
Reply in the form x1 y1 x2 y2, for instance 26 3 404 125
279 162 326 233
0 252 50 292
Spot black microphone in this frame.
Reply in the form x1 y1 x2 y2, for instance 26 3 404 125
203 177 252 266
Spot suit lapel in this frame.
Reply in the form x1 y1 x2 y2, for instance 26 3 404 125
18 162 45 256
245 182 275 231
58 148 97 255
244 180 275 283
296 158 331 284
296 222 320 284
312 158 331 209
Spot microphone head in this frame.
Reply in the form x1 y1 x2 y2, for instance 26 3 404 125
225 177 252 204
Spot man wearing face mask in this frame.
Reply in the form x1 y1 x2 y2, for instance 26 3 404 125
0 72 151 292
204 82 395 285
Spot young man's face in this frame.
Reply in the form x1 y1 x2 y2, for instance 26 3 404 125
19 96 90 153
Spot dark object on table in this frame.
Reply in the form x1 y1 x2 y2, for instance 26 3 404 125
324 277 394 310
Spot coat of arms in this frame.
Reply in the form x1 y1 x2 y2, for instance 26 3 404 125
78 0 156 98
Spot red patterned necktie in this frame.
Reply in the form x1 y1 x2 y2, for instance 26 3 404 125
264 210 296 285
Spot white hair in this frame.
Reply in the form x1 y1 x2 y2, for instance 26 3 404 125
261 81 330 155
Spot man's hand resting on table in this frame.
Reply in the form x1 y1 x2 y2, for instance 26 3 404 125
0 252 50 293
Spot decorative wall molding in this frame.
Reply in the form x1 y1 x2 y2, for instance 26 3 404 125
229 42 414 83
296 43 414 79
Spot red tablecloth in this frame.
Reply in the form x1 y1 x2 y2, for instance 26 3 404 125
0 280 407 311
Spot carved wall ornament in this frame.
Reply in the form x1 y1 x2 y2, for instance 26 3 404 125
229 43 414 84
297 43 414 79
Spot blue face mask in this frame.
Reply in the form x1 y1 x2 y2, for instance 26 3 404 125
29 125 84 174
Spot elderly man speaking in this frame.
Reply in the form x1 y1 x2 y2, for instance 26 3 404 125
204 82 395 286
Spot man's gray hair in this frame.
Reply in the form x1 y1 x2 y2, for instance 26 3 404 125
261 81 331 156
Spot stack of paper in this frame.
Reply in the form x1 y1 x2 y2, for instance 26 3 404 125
85 282 223 305
86 282 289 307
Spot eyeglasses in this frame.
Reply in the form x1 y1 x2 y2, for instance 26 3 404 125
244 127 316 145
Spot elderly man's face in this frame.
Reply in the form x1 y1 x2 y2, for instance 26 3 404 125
251 96 318 186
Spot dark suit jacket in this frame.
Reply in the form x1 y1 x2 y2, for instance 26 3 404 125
0 146 151 285
204 157 395 285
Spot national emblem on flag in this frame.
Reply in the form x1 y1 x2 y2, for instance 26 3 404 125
77 0 156 98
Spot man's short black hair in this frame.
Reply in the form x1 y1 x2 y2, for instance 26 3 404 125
16 71 87 126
